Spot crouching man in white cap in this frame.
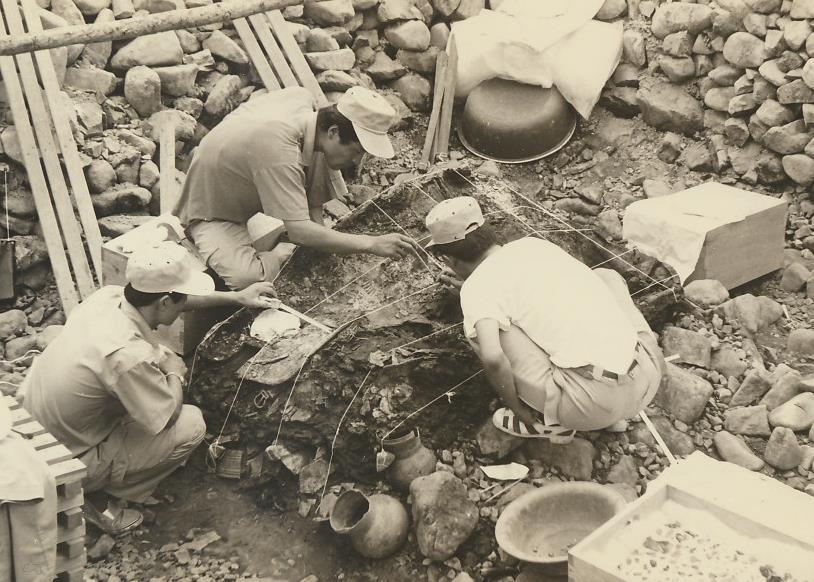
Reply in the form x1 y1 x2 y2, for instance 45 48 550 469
425 197 666 443
175 86 419 291
21 242 278 534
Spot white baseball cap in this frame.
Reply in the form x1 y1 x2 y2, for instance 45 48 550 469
126 242 215 296
336 87 397 159
425 197 485 247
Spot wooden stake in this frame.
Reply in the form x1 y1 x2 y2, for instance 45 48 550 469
421 51 448 163
436 35 458 157
159 121 178 215
0 0 300 57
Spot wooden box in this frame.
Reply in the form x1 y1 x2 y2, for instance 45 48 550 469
624 183 787 290
569 452 814 581
101 216 225 355
5 396 87 582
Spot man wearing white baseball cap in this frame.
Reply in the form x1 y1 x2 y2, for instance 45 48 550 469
426 197 665 441
175 86 418 291
21 243 279 535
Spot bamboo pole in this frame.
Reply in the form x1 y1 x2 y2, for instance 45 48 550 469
0 0 301 56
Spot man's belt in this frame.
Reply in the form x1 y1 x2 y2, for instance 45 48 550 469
590 358 639 381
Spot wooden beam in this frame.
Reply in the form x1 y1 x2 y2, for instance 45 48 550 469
250 13 298 88
436 35 458 157
0 0 301 57
421 51 448 163
233 17 280 90
159 121 178 215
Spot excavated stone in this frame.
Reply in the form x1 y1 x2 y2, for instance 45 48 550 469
306 29 341 53
204 75 243 117
764 427 804 470
716 294 783 334
0 310 27 341
764 119 813 154
637 83 703 136
661 327 712 368
791 0 814 17
396 47 440 74
596 0 627 20
724 405 772 436
761 368 804 411
713 9 744 38
655 364 714 424
760 60 790 86
410 472 478 562
704 87 736 111
64 67 118 95
153 64 199 97
713 431 765 470
769 392 814 431
623 30 647 67
92 185 151 217
304 0 355 25
525 438 596 481
202 30 248 65
82 9 115 68
710 346 748 379
385 20 431 51
708 64 742 86
788 328 814 355
785 19 813 50
744 13 768 37
390 73 431 112
683 280 729 307
316 70 359 92
124 66 162 118
781 262 812 290
85 159 117 194
728 94 759 115
787 153 814 186
366 51 406 81
756 99 795 126
143 109 197 141
305 48 356 71
651 3 714 38
765 29 786 57
723 32 767 68
659 56 696 82
430 22 450 50
778 79 814 103
432 0 460 17
111 31 183 69
377 0 424 22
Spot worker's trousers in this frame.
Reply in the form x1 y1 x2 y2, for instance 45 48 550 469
79 405 206 503
494 268 667 431
188 220 295 291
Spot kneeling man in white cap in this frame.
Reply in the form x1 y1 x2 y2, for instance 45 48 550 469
21 242 277 534
425 197 666 443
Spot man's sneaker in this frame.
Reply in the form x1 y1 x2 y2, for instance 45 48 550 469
83 499 143 536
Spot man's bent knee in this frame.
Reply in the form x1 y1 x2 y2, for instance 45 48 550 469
168 405 206 460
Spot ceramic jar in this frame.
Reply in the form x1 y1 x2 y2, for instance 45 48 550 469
382 428 436 491
329 490 409 558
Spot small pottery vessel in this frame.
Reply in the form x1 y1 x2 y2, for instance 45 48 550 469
382 428 436 491
329 490 409 559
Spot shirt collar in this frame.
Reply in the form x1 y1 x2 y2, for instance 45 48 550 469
301 112 317 168
120 297 160 347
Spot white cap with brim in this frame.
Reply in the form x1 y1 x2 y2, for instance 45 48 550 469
126 242 215 296
337 87 397 159
425 196 486 248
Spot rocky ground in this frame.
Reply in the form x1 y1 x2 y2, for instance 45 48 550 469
3 0 814 580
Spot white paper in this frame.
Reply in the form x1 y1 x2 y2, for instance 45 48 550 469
481 462 529 481
250 308 300 342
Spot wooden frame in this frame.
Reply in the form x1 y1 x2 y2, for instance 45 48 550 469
6 396 87 582
234 8 348 201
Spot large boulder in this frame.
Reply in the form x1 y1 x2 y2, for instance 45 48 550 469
304 0 355 25
0 310 27 341
202 30 249 65
637 83 703 136
153 64 199 97
390 73 431 112
683 280 729 307
716 294 783 334
654 364 715 424
385 20 431 51
305 48 356 71
91 185 152 217
724 405 771 436
110 32 183 69
764 427 803 470
660 327 712 368
64 67 118 96
525 437 596 481
409 472 478 562
713 431 764 471
204 75 244 117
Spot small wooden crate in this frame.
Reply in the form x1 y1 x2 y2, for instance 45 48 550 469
569 452 814 581
5 396 87 582
101 217 224 355
625 183 787 290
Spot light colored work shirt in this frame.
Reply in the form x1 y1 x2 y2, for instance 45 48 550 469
22 286 177 456
175 86 334 225
460 237 638 374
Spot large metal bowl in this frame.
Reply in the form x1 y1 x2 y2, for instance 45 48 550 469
495 482 626 566
458 78 577 164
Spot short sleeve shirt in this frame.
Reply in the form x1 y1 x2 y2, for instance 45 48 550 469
460 237 638 374
21 286 177 455
175 87 336 225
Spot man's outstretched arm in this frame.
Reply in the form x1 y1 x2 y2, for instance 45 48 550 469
285 218 418 259
473 319 539 426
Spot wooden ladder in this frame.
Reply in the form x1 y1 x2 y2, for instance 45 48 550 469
234 9 348 201
0 0 103 314
6 395 87 582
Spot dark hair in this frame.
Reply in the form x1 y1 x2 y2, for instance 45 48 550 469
123 283 186 308
430 224 497 262
316 104 360 145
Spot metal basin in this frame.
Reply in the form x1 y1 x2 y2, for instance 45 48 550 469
495 482 626 565
458 78 577 164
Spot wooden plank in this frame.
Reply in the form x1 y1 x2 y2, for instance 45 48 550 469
21 0 104 282
49 458 87 485
2 0 96 301
10 406 29 424
266 10 323 101
233 17 280 90
436 35 458 157
39 442 74 465
58 536 85 559
159 121 178 215
55 549 85 575
249 12 298 88
421 51 448 163
57 519 85 544
4 395 20 410
0 15 79 312
56 568 85 582
11 419 47 437
57 486 84 513
28 431 59 450
59 481 83 500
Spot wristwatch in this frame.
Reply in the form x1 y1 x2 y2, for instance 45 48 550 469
165 372 185 385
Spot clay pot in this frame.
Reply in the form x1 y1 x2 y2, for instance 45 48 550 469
329 490 409 559
382 428 436 491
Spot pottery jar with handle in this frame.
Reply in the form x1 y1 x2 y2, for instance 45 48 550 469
381 427 436 491
329 490 409 559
